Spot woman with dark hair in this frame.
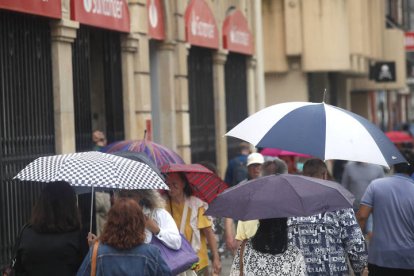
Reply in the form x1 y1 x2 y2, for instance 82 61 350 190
77 198 171 275
229 218 306 276
14 181 85 276
165 172 221 275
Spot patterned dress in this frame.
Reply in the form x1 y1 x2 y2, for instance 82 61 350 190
229 240 307 276
288 208 368 275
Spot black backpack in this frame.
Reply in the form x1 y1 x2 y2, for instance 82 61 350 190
231 159 248 186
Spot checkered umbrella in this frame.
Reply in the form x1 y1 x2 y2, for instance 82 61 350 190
14 151 169 190
161 164 228 203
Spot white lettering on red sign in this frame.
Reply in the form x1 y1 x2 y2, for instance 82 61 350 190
83 0 123 19
149 0 158 28
230 28 249 46
191 12 215 39
406 35 414 47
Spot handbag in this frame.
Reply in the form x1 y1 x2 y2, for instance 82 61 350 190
2 224 28 276
150 234 199 275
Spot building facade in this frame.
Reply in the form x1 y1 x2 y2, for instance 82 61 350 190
262 0 410 131
0 0 263 266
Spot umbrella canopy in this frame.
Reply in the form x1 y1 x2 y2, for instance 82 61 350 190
261 148 311 158
161 164 228 203
205 174 354 220
103 139 185 168
112 151 164 180
14 151 168 190
226 102 406 168
385 131 413 144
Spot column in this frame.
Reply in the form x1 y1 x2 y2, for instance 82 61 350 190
50 19 79 154
213 50 228 178
121 34 139 139
247 57 258 115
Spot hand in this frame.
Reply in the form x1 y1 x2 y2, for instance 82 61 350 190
212 256 222 275
87 232 97 247
145 215 160 235
225 236 237 252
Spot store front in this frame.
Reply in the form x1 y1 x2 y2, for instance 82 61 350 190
0 0 61 266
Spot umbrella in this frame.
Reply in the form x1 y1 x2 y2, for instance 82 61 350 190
14 151 169 232
261 148 311 158
102 139 185 168
226 101 406 168
205 174 354 220
14 151 168 190
385 131 413 144
161 164 228 204
112 151 164 180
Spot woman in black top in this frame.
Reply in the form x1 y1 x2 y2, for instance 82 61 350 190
15 181 86 276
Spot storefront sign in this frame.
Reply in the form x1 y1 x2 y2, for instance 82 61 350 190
0 0 61 19
147 0 165 40
405 32 414 52
184 0 219 49
223 10 253 55
71 0 130 32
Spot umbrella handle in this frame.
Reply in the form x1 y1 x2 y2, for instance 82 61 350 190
90 186 94 233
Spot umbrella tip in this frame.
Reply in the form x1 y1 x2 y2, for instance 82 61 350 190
322 88 327 103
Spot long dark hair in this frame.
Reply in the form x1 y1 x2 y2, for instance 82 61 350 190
30 181 81 233
178 172 193 197
251 217 288 255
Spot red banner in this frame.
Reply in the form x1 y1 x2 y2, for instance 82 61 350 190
405 32 414 52
223 10 254 55
184 0 219 49
147 0 165 40
71 0 130 33
0 0 61 19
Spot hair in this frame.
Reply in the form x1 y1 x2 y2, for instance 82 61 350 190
262 158 288 176
30 181 81 233
303 159 328 179
252 218 288 255
117 189 165 210
178 172 193 197
100 198 146 249
239 142 251 154
394 150 414 175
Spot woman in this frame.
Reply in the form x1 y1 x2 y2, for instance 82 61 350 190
14 181 86 276
77 198 171 275
165 172 221 275
230 218 306 276
117 189 181 249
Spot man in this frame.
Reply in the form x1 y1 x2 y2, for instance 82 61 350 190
224 142 251 187
226 152 265 251
357 160 414 275
341 161 384 236
289 159 368 275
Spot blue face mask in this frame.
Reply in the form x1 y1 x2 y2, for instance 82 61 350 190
296 162 304 172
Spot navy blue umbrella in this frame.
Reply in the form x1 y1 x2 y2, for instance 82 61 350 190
226 102 406 168
205 174 354 220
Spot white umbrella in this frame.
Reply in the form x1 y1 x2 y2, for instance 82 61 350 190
227 102 406 168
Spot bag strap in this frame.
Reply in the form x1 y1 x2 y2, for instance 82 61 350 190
91 241 99 276
10 223 29 268
180 200 189 233
239 239 248 276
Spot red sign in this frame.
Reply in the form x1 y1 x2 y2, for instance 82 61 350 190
0 0 61 19
405 32 414 52
184 0 219 49
71 0 130 33
147 0 165 40
223 10 254 55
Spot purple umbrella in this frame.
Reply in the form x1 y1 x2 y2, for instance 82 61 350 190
205 174 354 220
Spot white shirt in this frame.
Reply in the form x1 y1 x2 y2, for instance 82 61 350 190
143 207 182 250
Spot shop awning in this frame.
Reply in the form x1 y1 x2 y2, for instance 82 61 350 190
223 9 254 55
0 0 61 19
147 0 165 40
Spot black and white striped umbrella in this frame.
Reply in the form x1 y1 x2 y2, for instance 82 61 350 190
14 151 168 190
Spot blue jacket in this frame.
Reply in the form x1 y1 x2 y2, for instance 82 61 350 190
77 242 171 276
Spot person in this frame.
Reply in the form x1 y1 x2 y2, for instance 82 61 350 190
341 161 384 236
94 191 111 236
357 160 414 275
92 130 107 151
117 189 181 249
261 157 288 175
77 198 171 276
165 172 221 275
289 158 368 275
14 181 87 276
231 153 265 249
224 142 251 187
229 218 306 276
